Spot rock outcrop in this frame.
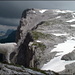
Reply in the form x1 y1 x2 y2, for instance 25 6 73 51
15 8 75 75
16 8 66 68
0 62 58 75
61 50 75 61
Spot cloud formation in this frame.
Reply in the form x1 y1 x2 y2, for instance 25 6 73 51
0 17 20 26
0 1 75 18
0 1 75 27
0 24 17 31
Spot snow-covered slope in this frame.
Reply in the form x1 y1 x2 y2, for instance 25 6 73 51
40 9 75 74
41 39 75 72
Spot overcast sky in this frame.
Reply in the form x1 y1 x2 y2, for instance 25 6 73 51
0 1 75 31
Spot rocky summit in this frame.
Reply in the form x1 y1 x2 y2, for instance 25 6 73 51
4 8 75 75
15 8 75 75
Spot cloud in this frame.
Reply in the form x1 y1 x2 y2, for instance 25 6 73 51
0 1 75 19
0 17 20 26
0 1 39 18
0 24 17 31
0 1 75 26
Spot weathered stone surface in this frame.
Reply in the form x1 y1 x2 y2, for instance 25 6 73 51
0 62 58 75
15 8 75 75
16 8 66 68
61 50 75 61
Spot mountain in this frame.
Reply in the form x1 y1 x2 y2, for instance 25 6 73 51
15 8 75 75
0 29 14 40
0 30 16 43
0 31 5 36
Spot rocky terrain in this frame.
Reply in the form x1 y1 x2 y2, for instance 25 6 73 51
16 9 66 68
0 62 58 75
1 8 75 75
15 8 75 75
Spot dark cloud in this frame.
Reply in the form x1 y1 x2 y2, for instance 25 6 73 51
0 17 20 26
0 1 75 26
0 1 40 18
0 1 22 18
0 1 75 18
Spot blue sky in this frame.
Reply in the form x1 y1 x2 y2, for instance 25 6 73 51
0 1 75 31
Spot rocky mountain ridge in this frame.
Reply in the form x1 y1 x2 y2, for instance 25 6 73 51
15 8 75 75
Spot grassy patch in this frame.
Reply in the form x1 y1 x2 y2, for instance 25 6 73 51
31 31 50 40
43 21 50 26
32 42 46 51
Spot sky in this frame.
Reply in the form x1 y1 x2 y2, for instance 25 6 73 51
0 1 75 31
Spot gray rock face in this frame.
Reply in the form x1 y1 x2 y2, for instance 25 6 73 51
0 63 58 75
16 8 75 75
16 8 67 68
61 50 75 61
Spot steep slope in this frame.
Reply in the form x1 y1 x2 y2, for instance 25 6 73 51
16 8 75 74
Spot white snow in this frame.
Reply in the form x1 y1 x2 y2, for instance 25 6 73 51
41 37 75 72
41 56 75 72
70 25 75 27
67 36 75 40
51 40 75 56
73 13 75 15
54 9 73 13
66 13 75 22
33 11 36 13
66 19 75 22
52 33 68 36
36 40 41 43
39 9 47 13
55 16 61 19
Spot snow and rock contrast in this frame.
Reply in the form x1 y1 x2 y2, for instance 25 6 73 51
15 8 75 75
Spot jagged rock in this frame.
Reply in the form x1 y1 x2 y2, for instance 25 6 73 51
0 63 58 75
61 50 75 61
16 8 66 68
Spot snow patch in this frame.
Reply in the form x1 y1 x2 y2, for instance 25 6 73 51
39 9 47 13
54 9 73 13
70 25 75 27
52 33 68 36
55 16 61 19
66 13 75 22
51 40 75 56
33 11 36 13
66 19 75 22
41 37 75 72
41 56 75 72
36 40 41 43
